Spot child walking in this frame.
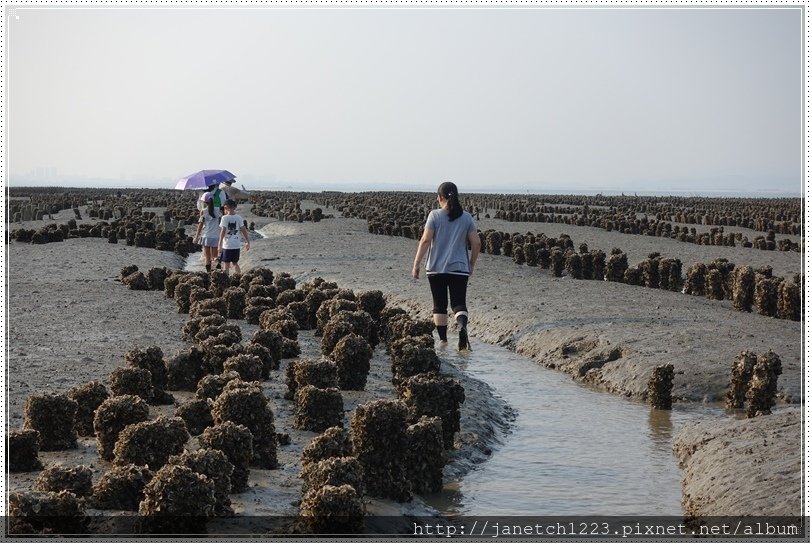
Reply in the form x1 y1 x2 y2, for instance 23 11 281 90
217 199 251 275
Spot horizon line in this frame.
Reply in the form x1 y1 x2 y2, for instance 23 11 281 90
6 183 802 199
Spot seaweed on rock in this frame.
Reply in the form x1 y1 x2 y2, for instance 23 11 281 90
66 381 109 437
350 399 411 502
93 395 150 462
23 394 79 451
112 416 190 470
168 448 234 516
8 491 86 535
8 429 44 472
175 398 214 436
211 382 278 469
199 422 253 493
33 464 94 498
301 426 353 467
294 385 344 432
90 464 153 511
137 465 216 534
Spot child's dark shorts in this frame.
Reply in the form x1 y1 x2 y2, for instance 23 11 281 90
221 249 241 263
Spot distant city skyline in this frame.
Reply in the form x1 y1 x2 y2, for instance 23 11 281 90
9 7 803 196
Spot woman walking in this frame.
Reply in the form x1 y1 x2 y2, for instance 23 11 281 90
412 182 481 350
192 192 223 272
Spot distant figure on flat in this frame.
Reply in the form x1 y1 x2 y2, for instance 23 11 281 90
220 179 250 201
412 182 481 351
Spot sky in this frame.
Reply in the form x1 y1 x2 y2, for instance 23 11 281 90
8 7 803 194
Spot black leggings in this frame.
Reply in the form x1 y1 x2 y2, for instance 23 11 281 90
428 273 469 315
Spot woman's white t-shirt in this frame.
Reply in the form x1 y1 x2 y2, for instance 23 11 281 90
199 208 223 239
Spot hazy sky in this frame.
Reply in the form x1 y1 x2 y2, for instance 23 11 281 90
8 7 802 193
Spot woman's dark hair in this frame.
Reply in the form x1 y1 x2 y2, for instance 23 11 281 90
206 197 217 219
438 181 463 221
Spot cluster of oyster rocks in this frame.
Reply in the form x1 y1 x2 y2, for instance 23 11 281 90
12 212 200 257
11 263 470 536
288 307 467 534
685 260 800 321
11 267 290 533
350 191 800 255
725 351 783 418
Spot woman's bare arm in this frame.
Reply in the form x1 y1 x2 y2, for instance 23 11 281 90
412 228 434 279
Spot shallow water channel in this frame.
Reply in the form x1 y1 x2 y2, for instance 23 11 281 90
183 248 719 516
427 338 722 516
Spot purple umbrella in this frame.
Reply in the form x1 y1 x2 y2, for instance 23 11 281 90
175 170 236 191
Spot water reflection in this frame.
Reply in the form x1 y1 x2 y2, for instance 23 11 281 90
648 408 674 444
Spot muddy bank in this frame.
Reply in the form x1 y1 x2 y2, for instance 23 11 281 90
246 214 801 405
6 241 188 428
672 408 801 516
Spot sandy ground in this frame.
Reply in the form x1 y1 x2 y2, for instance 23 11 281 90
673 407 801 516
6 198 803 522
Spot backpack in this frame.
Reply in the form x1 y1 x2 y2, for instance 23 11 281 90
211 188 224 209
196 188 225 211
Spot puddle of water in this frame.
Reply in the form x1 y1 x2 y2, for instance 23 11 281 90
184 257 205 272
426 339 722 516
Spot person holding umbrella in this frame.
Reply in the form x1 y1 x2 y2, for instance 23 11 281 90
175 169 234 267
174 169 234 211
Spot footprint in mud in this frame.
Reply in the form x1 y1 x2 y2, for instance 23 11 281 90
561 337 599 356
